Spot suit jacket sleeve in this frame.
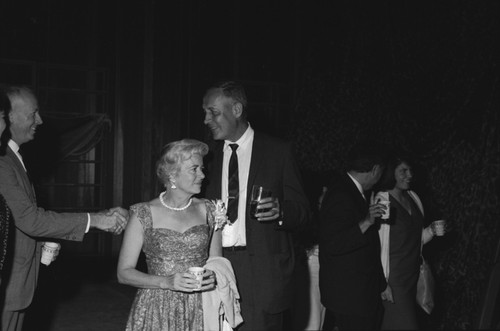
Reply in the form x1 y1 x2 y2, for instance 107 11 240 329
279 142 310 231
0 156 87 241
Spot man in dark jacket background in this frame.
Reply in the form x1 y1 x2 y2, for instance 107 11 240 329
319 143 388 330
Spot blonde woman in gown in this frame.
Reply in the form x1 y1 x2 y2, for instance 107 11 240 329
117 139 223 331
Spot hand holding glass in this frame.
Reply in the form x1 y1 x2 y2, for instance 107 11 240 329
250 185 278 221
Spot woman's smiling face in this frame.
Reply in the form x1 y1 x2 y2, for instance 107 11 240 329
172 153 205 195
394 162 413 191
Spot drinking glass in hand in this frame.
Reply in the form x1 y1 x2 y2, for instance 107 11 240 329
250 185 272 219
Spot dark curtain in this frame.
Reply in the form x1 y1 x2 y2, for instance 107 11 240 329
40 113 111 159
23 113 111 181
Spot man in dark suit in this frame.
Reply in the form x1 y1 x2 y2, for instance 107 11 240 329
0 86 128 331
202 81 309 330
319 144 388 330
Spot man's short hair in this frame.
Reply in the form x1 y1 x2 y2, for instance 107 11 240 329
346 142 387 173
5 86 36 104
209 81 247 110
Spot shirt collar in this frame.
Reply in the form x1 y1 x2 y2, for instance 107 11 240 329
347 172 364 197
8 139 20 154
224 124 254 151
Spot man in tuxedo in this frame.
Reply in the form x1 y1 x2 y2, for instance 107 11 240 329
0 86 128 331
202 81 309 330
319 144 388 330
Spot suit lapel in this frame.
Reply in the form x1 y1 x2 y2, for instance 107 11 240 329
209 141 224 198
342 173 368 210
247 132 264 196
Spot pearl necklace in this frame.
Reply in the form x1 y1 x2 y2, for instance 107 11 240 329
159 191 192 211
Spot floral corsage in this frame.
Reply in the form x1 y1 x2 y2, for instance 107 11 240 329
212 199 228 231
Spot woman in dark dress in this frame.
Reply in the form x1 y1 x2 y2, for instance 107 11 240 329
375 155 441 330
0 89 13 284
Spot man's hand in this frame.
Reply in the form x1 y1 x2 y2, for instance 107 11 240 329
41 242 61 265
107 207 129 234
381 285 394 303
52 243 61 262
90 207 129 235
359 192 386 233
255 197 281 222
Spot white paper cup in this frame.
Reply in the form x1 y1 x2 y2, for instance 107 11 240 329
379 200 390 220
375 193 390 220
41 242 59 266
188 267 205 290
432 220 446 236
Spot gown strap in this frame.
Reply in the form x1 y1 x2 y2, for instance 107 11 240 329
204 199 216 230
130 202 153 230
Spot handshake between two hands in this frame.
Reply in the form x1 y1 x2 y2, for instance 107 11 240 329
40 207 130 267
92 207 130 235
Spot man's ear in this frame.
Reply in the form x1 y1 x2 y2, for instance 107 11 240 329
232 102 243 119
371 164 381 176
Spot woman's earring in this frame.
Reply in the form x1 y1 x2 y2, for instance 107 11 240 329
170 181 176 189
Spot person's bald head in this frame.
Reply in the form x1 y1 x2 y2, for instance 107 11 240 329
6 86 43 146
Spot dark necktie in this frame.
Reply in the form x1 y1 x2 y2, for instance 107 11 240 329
227 144 239 223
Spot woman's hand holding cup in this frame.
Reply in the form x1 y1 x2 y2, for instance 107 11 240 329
199 269 216 292
431 220 446 236
164 267 216 293
165 271 202 292
188 267 216 292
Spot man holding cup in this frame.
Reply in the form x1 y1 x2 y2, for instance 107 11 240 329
0 86 129 331
203 81 309 331
319 143 388 330
40 242 61 266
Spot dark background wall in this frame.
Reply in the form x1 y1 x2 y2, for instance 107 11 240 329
1 0 499 329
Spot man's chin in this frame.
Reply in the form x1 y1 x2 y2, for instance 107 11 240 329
211 132 224 140
15 135 35 145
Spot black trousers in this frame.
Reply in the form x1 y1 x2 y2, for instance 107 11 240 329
323 305 383 331
223 248 285 331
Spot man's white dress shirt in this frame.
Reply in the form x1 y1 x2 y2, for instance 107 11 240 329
221 125 254 247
